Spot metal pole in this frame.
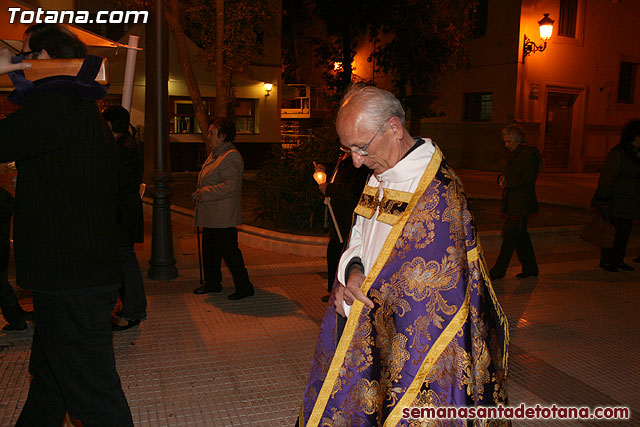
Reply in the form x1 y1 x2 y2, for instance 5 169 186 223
196 226 203 285
147 0 178 280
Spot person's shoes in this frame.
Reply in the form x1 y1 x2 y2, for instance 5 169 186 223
111 317 141 332
516 272 538 279
617 262 634 271
321 295 330 302
193 284 222 294
633 256 640 264
228 290 255 300
489 270 504 280
599 263 618 272
2 323 28 333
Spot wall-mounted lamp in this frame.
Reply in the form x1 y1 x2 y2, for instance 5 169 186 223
264 82 273 96
333 62 343 72
522 13 554 64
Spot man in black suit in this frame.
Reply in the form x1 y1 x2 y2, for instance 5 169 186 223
0 24 132 425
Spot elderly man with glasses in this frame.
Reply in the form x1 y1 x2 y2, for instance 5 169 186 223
298 84 509 426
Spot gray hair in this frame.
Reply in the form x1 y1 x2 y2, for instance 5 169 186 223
338 83 405 132
501 124 526 143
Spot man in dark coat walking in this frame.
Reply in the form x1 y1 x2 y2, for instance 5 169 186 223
103 106 147 330
0 25 132 425
314 152 369 302
591 119 640 272
490 124 541 280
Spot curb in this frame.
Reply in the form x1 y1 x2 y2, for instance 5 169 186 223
142 198 328 257
143 198 602 257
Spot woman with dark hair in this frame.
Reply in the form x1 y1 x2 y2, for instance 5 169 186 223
103 105 147 330
192 118 254 300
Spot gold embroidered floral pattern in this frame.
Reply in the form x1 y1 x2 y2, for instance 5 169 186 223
332 309 375 398
393 257 460 314
406 315 433 364
320 408 366 427
441 166 473 246
369 283 411 409
406 389 448 427
391 189 440 262
349 378 383 415
458 305 491 401
424 337 471 393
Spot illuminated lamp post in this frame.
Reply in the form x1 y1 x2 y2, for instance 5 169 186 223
522 13 555 64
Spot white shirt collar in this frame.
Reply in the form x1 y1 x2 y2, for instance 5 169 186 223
375 138 436 184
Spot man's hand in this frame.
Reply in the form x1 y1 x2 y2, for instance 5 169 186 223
0 49 31 75
191 190 202 203
334 270 374 317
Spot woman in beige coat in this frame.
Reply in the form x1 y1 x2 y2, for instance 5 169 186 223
192 118 254 300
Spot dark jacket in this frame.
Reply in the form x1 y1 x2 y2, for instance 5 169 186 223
501 143 541 216
117 132 144 246
323 154 370 241
0 90 122 291
591 143 640 220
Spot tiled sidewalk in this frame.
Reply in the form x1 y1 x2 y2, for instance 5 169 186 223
1 235 639 425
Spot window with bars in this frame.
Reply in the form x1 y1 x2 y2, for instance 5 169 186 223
617 61 637 105
463 92 492 122
233 99 256 134
558 0 578 38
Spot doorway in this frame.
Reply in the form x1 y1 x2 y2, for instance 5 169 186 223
543 92 577 169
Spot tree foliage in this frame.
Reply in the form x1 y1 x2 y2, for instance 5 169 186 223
114 0 271 116
257 122 341 232
370 0 476 134
305 0 476 133
186 0 271 113
311 0 371 95
281 0 312 84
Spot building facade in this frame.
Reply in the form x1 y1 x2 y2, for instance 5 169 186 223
421 0 640 172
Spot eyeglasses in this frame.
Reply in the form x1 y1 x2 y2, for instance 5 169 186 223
340 121 387 156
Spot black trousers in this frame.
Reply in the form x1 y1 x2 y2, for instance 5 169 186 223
119 246 147 321
491 215 538 277
202 227 253 293
601 217 633 266
326 238 344 293
17 286 133 427
0 189 24 327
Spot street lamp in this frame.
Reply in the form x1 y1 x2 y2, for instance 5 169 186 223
522 13 554 64
264 82 273 96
